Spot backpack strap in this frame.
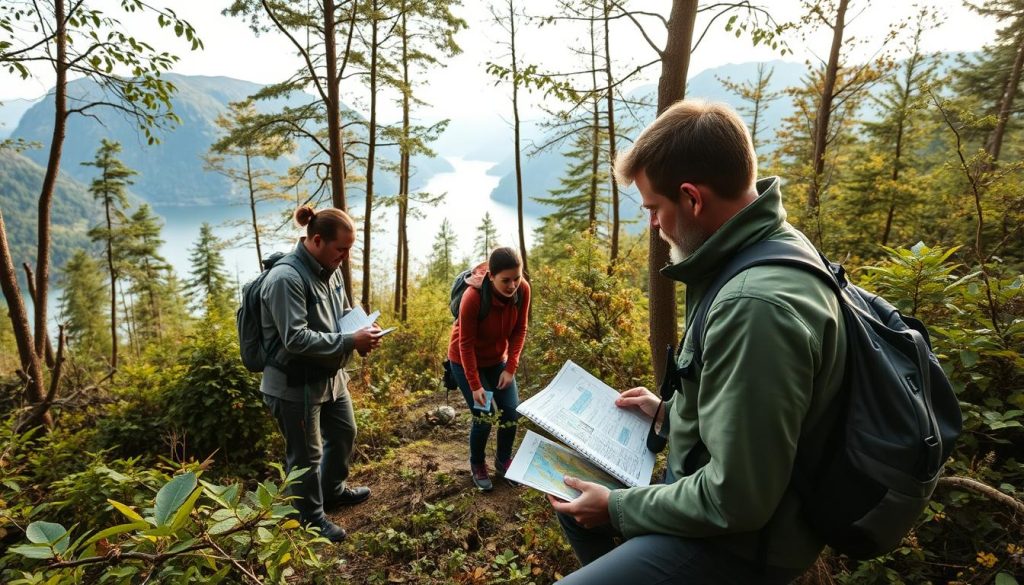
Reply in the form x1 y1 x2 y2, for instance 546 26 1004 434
688 239 842 368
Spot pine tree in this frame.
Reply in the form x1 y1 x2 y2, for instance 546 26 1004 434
82 139 135 371
426 219 459 283
122 204 173 344
474 213 499 260
185 223 233 316
57 250 111 363
717 63 781 154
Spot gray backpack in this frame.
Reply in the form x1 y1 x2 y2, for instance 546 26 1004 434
676 239 962 560
236 252 309 373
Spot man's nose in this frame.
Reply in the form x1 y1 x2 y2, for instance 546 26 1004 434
649 210 659 229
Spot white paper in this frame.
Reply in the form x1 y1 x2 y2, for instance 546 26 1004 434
505 430 624 501
516 360 655 487
338 307 381 334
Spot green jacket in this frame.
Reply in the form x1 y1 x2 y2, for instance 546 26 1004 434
607 177 847 570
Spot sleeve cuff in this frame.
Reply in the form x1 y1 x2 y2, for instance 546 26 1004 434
608 489 628 535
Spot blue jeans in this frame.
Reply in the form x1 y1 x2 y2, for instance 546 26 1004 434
450 361 519 465
263 392 356 524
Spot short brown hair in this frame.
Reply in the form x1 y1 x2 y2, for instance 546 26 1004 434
294 205 355 241
614 100 756 201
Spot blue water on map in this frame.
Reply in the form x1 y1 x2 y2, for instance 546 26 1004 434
617 427 631 445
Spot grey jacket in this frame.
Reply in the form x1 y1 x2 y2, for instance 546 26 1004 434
259 240 355 403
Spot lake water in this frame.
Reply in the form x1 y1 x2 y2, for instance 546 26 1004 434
158 156 542 286
31 157 541 330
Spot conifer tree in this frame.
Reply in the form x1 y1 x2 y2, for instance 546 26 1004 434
122 204 173 344
83 139 135 371
475 213 500 259
426 219 459 283
185 223 233 316
57 250 111 363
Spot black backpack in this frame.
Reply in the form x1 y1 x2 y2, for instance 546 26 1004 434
236 252 309 373
674 239 962 560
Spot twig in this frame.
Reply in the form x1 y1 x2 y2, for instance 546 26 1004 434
937 476 1024 517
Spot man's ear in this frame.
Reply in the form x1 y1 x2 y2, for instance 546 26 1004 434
679 183 704 215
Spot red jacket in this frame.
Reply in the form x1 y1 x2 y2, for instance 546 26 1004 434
447 277 531 391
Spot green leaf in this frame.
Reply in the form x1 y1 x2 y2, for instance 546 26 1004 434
169 484 204 532
995 573 1019 585
26 521 68 547
155 472 197 526
960 350 979 368
109 499 146 523
257 484 273 509
8 544 55 559
84 521 149 547
209 517 240 535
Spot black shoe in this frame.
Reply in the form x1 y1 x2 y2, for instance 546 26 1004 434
325 486 371 509
307 518 347 543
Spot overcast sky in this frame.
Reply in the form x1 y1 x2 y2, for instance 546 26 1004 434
0 1 1001 123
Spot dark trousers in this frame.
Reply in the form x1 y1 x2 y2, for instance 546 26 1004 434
263 392 356 524
450 361 519 465
554 513 804 584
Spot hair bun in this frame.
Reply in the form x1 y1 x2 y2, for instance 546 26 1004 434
294 205 316 227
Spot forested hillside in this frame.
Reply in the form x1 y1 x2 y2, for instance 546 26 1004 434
1 1 1022 584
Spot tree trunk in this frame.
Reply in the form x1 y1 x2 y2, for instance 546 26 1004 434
510 0 529 278
881 51 916 247
21 263 54 367
985 24 1024 163
362 0 380 312
34 0 68 364
604 0 620 263
0 209 52 428
588 14 600 234
245 153 263 270
807 0 848 246
324 0 353 304
104 197 118 371
399 8 411 322
649 0 697 387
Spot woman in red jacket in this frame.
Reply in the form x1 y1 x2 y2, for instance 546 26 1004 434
447 247 531 491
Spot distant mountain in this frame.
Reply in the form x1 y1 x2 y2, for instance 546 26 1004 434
0 150 100 276
10 74 453 207
0 98 40 139
488 60 806 215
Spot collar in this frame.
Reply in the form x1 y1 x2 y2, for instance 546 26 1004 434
295 238 331 280
659 177 786 286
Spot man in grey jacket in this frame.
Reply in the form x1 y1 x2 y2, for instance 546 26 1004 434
260 205 382 542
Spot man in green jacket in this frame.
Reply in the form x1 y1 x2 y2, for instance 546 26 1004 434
548 100 847 583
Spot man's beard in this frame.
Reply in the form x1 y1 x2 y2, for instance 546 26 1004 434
661 218 708 263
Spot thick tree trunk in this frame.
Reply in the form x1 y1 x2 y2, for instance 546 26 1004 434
396 7 410 320
510 0 529 277
362 2 380 312
604 0 620 263
0 209 52 428
649 0 697 386
807 0 848 246
324 0 353 303
985 25 1024 163
34 0 68 364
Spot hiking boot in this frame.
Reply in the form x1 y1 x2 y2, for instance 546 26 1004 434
324 486 371 510
495 459 519 487
307 518 347 543
470 462 493 492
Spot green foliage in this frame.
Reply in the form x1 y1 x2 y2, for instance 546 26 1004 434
57 250 112 364
2 464 329 584
164 313 275 470
848 244 1024 582
525 232 653 392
